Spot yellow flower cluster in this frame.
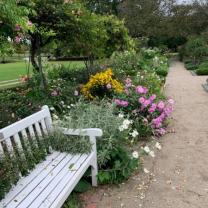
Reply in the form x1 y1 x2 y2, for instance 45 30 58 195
81 68 123 99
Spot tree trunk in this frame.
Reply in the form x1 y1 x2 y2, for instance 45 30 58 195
30 33 47 90
30 34 40 72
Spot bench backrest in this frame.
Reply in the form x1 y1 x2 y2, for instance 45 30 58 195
0 106 52 157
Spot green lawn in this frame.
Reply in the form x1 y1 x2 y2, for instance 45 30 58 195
0 61 85 82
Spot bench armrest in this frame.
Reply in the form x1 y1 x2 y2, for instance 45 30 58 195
59 127 103 152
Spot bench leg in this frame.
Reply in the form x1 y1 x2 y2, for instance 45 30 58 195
91 162 98 187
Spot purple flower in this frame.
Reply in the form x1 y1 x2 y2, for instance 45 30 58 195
106 83 112 89
51 90 58 97
157 101 165 110
138 97 145 104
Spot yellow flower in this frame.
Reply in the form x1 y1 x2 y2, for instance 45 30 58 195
81 68 123 99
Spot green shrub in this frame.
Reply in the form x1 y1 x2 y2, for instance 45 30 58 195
110 50 141 78
185 36 208 64
196 62 208 75
185 63 198 71
155 69 168 77
59 99 139 183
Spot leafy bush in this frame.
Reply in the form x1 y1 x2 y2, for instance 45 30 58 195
132 71 164 96
59 100 139 183
196 62 208 75
114 78 174 140
110 50 141 78
185 62 198 70
47 63 103 84
185 36 208 64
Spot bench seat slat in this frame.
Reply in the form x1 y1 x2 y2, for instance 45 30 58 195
3 152 91 208
28 154 89 208
0 152 61 207
5 152 69 208
41 154 93 208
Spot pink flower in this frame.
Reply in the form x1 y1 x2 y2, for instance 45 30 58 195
74 90 79 96
157 101 165 110
136 86 145 94
106 83 112 89
163 106 173 117
15 24 21 31
136 86 148 94
120 100 129 107
143 87 148 94
143 99 151 107
152 116 163 128
148 103 157 113
124 89 130 95
138 97 145 104
125 78 132 88
168 98 174 105
28 20 33 27
51 90 58 97
15 36 21 43
149 94 156 102
114 99 129 107
155 128 166 136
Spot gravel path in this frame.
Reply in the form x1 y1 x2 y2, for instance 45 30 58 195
95 61 208 208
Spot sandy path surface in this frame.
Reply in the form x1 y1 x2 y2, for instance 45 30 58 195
95 61 208 208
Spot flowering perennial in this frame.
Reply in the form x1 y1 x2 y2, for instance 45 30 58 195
114 77 174 138
81 68 123 99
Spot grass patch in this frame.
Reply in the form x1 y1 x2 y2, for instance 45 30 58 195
0 61 84 82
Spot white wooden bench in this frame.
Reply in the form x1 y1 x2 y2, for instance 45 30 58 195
0 106 102 208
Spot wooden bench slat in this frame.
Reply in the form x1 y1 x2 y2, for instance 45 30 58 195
7 152 72 208
0 109 50 140
0 152 61 207
13 133 23 151
40 154 92 208
28 154 89 208
34 122 43 138
40 119 48 135
48 154 94 208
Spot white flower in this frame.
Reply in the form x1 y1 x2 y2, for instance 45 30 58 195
118 113 124 118
50 107 55 111
143 146 150 154
143 168 150 174
53 114 59 120
149 151 155 158
123 119 132 126
155 142 162 150
60 101 64 105
67 105 71 109
132 151 139 159
130 130 139 138
119 125 124 132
